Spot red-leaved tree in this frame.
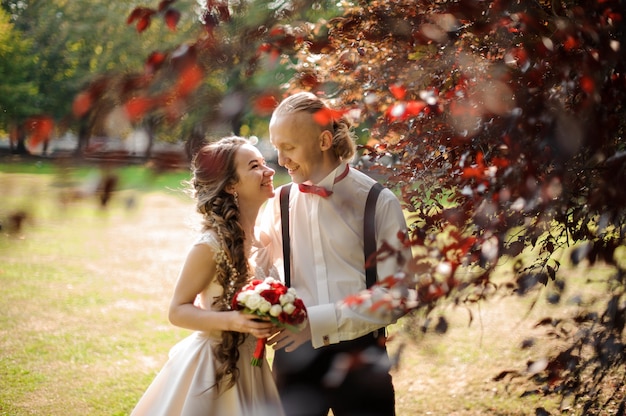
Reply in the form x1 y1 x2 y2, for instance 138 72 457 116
74 0 625 413
270 1 626 413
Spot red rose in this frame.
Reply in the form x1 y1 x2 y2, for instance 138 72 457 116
260 289 281 304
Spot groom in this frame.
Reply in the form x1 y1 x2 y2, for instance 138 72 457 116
264 92 411 416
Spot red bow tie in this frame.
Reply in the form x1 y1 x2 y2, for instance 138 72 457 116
298 183 333 197
297 165 350 198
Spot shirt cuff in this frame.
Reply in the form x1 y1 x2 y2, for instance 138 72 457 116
308 304 338 349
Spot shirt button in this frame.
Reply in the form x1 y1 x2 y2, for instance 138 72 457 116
323 335 330 346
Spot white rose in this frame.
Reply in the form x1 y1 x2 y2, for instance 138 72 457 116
282 303 296 315
235 292 248 306
255 282 271 293
244 292 263 310
279 293 295 306
269 304 283 317
258 299 272 314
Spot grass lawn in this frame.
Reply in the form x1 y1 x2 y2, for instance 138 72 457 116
0 165 619 415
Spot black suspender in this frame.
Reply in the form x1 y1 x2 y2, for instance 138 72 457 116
280 185 292 287
364 182 383 288
279 182 384 289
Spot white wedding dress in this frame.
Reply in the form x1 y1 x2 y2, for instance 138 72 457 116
131 231 284 416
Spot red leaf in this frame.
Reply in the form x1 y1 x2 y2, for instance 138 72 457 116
389 84 406 100
491 157 509 168
506 46 529 68
580 75 594 94
385 103 406 121
269 26 285 37
298 72 319 88
563 35 578 51
125 97 155 121
127 7 155 33
258 43 272 53
378 275 402 288
126 7 147 24
25 116 54 148
72 92 92 118
405 100 426 116
216 3 231 21
164 9 180 31
253 94 278 115
446 236 477 256
175 65 203 96
462 166 483 179
604 11 622 22
313 108 346 126
136 15 152 33
145 51 167 74
476 151 484 165
343 294 365 306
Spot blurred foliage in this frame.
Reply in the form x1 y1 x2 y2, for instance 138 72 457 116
267 0 625 413
2 0 626 413
0 0 199 152
0 8 39 129
66 0 344 158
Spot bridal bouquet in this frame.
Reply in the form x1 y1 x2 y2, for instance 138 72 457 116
232 276 308 366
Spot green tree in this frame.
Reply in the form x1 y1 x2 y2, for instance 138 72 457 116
0 7 39 150
1 0 199 154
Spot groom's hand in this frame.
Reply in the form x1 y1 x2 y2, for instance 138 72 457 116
268 320 311 352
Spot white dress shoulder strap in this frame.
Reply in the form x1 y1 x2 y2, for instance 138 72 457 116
195 230 221 251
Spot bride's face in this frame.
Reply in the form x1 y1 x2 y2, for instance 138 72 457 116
230 143 275 207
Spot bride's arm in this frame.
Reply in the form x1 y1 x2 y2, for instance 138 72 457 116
168 243 274 338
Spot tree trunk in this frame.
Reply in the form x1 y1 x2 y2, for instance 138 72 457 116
144 117 156 159
13 123 29 155
75 118 90 156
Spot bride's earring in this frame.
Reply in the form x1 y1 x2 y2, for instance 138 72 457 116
233 191 239 208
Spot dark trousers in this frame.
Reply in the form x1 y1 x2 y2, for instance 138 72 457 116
273 332 395 416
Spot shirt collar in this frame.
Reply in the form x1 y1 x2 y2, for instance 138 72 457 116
318 163 349 191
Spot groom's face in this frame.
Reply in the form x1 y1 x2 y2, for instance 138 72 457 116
269 111 326 185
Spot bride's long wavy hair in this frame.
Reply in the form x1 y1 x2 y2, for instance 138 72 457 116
188 136 251 391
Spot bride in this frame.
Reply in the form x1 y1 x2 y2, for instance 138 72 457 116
131 136 284 416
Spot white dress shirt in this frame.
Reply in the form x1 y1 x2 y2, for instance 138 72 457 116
261 163 410 349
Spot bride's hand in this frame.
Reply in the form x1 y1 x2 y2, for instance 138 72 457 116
230 311 275 339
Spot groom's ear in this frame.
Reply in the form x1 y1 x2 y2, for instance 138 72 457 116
319 130 333 151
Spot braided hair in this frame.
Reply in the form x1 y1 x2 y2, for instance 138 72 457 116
188 136 251 391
